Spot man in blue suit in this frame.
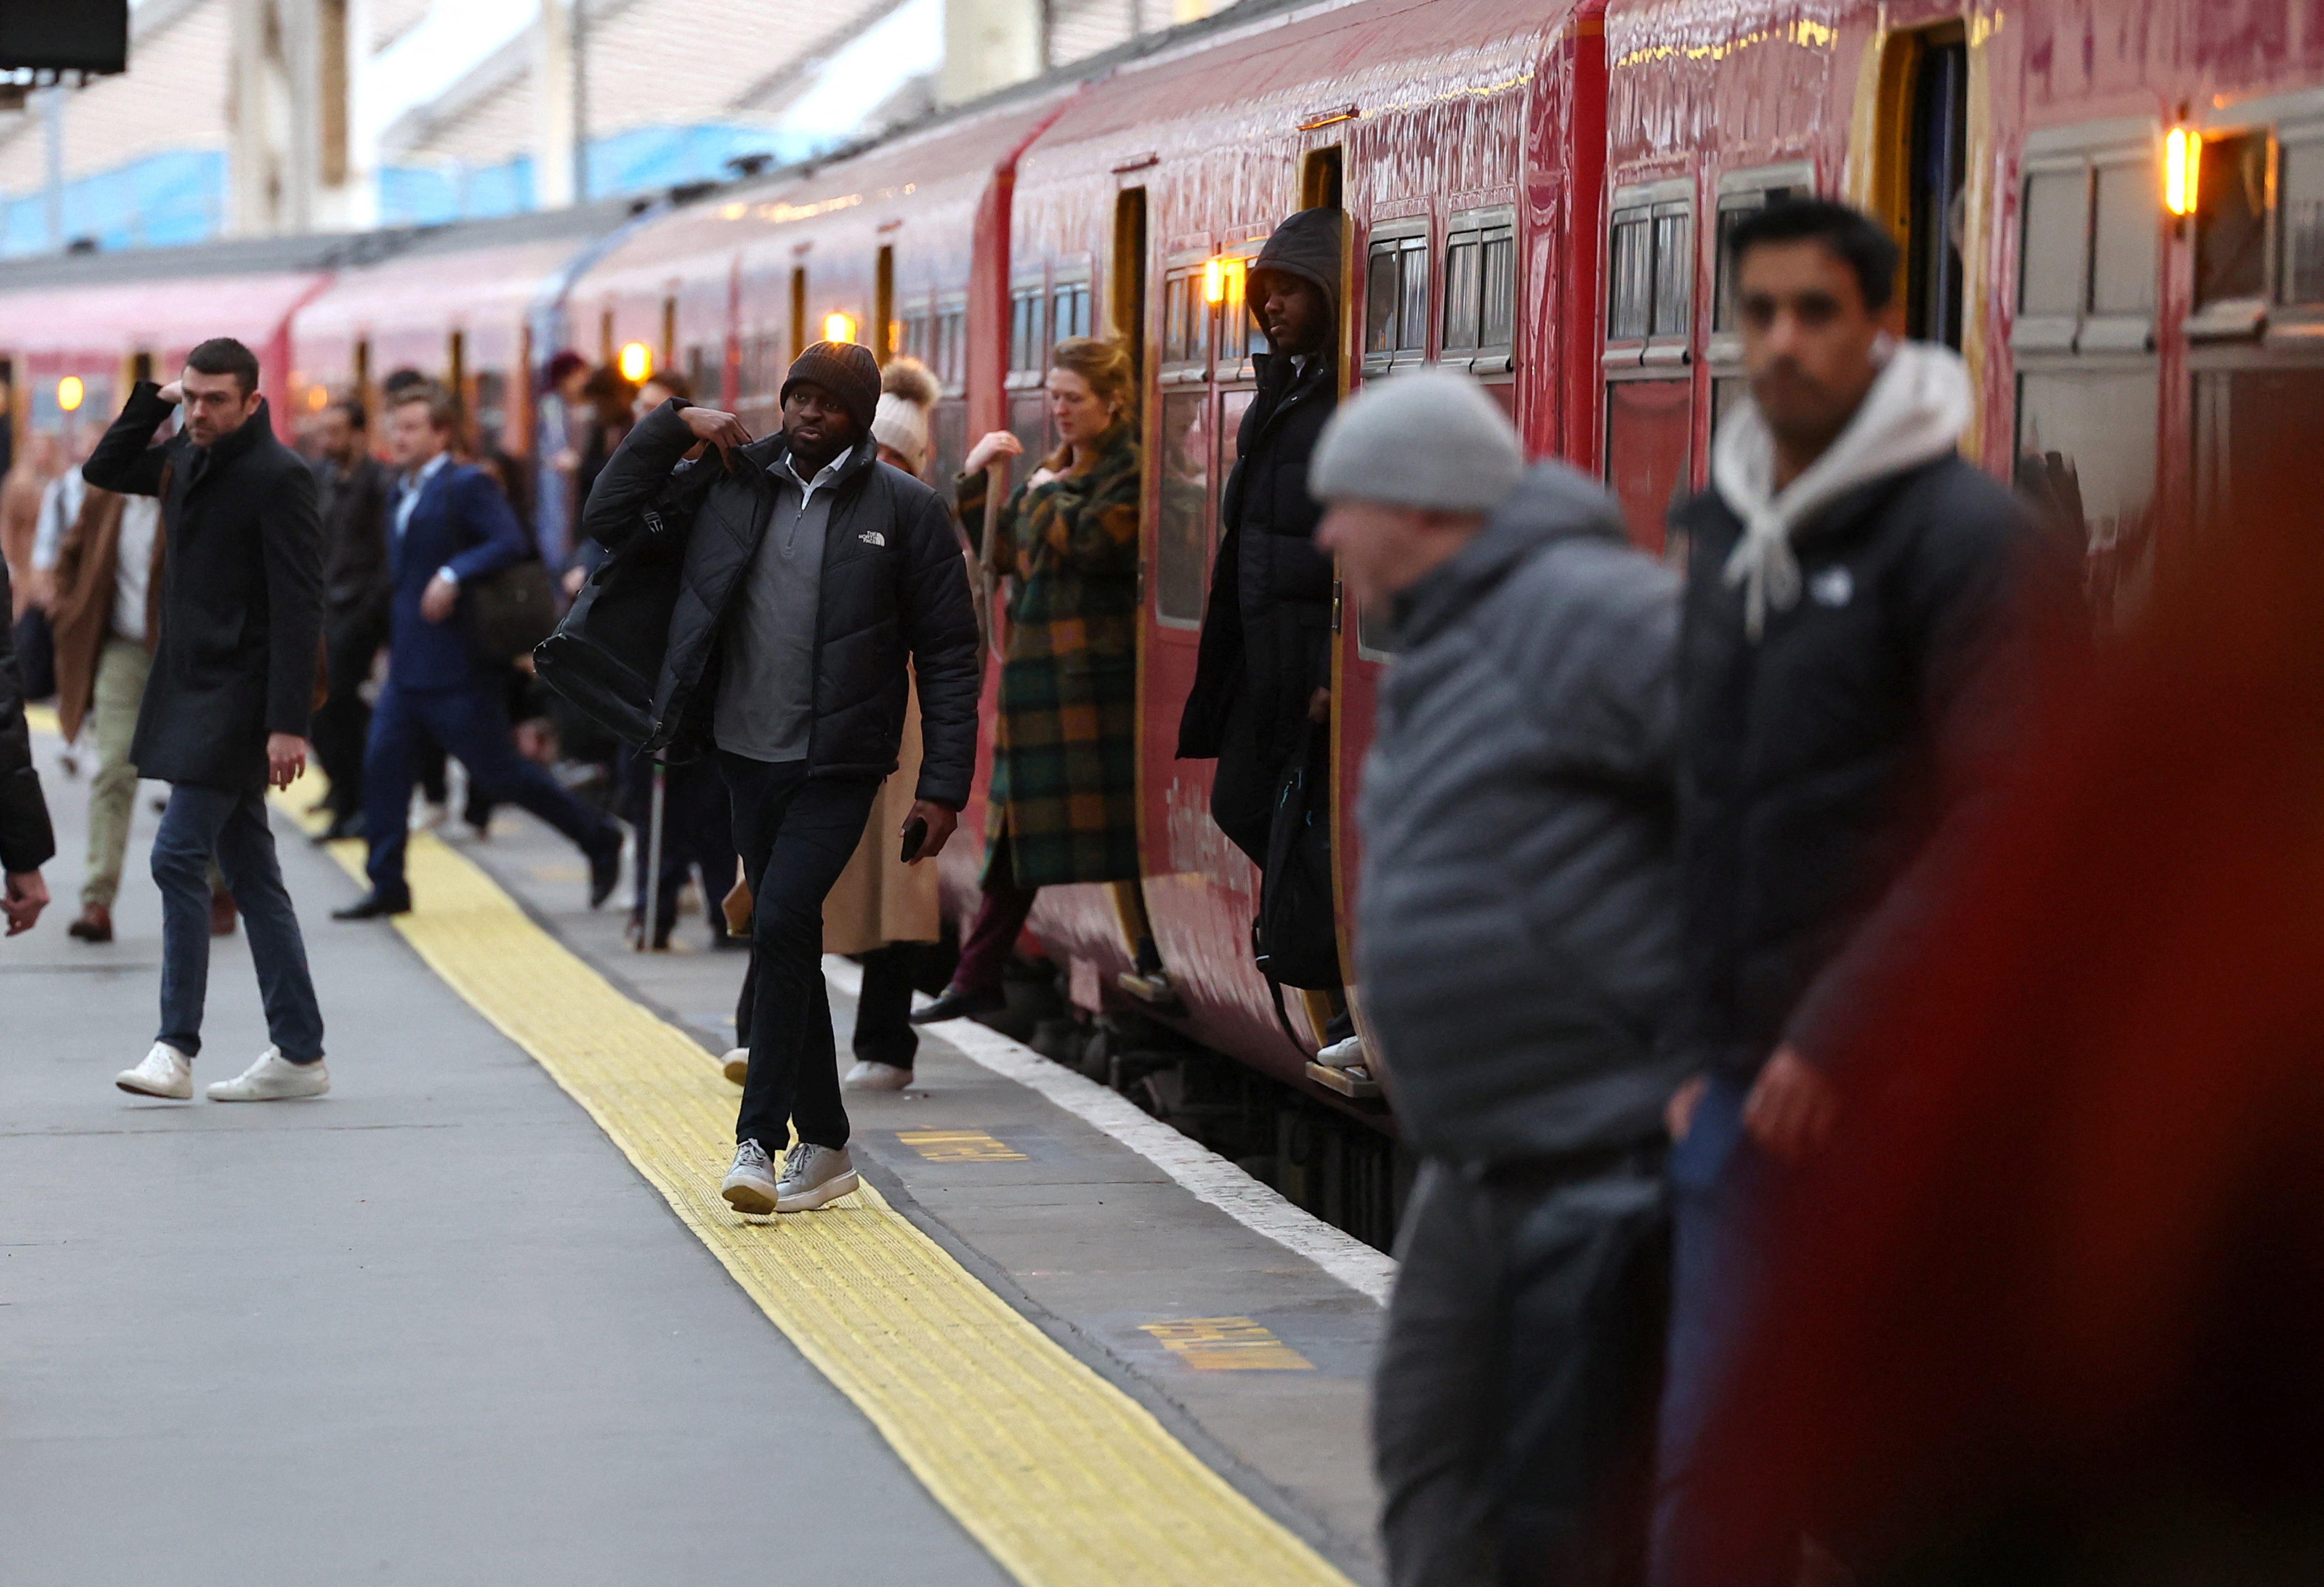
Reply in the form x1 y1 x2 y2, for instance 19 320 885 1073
335 385 621 919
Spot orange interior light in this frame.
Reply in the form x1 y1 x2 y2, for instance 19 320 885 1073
824 312 857 345
1202 257 1227 305
56 375 84 412
617 341 654 383
2165 127 2201 217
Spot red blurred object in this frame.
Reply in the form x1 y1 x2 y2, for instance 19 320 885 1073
1680 448 2324 1584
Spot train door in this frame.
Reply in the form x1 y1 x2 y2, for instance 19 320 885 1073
1867 22 1969 348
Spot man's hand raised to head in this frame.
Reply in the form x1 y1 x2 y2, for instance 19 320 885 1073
678 407 752 466
156 380 184 405
266 733 308 792
902 800 957 864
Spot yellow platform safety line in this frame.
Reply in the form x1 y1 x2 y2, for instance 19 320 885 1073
1142 1317 1319 1372
297 820 1354 1587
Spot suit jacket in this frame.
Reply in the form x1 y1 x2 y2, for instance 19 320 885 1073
49 486 166 742
317 454 394 624
84 382 322 791
386 456 528 692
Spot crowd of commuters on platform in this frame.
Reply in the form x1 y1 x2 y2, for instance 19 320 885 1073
1 192 2215 1586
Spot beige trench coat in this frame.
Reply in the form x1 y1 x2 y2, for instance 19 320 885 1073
822 690 941 955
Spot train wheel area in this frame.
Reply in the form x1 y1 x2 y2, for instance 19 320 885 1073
4 715 1388 1585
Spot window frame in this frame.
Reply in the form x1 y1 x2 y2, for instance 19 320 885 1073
1216 238 1267 384
1007 275 1047 389
1049 273 1094 345
2013 120 2161 357
2188 86 2324 345
1158 249 1215 387
1440 203 1518 376
1362 216 1433 378
1603 177 1695 374
934 293 968 393
1707 162 1815 370
2272 116 2324 326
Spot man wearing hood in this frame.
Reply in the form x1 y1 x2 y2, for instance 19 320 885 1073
1178 206 1345 873
1314 369 1685 1586
1651 200 2034 1585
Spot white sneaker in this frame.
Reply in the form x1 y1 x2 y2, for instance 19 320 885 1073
843 1060 913 1092
116 1042 193 1100
206 1046 331 1101
721 1139 780 1215
720 1048 749 1086
1314 1034 1365 1070
776 1143 860 1212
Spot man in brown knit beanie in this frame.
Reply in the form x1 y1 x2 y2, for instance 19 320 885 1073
571 339 980 1217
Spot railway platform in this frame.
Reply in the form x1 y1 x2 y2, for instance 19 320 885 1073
1 717 1392 1586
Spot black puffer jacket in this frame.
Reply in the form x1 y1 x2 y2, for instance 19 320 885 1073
0 556 55 875
1672 454 2033 1081
1179 206 1343 768
551 401 980 807
1360 464 1684 1163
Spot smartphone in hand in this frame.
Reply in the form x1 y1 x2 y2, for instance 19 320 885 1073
899 816 929 864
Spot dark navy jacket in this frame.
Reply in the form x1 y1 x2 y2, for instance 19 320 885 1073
387 456 528 692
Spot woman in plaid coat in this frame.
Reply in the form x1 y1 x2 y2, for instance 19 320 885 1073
914 337 1149 1023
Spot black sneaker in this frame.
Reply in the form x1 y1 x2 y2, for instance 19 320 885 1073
908 987 1006 1026
333 892 411 920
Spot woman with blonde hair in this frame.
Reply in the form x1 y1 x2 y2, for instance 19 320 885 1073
914 335 1153 1024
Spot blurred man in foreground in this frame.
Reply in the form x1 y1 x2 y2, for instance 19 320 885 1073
1315 370 1685 1586
308 399 394 843
1651 199 2034 1585
0 553 54 935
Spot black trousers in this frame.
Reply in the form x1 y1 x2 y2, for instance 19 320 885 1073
313 609 384 820
734 939 930 1070
719 754 881 1153
623 749 740 943
1207 688 1279 871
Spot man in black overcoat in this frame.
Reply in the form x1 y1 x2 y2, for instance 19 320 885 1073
83 338 332 1104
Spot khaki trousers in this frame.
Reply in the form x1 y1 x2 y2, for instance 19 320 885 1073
82 636 151 909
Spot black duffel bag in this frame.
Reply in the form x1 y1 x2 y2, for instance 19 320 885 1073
1252 716 1343 993
461 556 559 668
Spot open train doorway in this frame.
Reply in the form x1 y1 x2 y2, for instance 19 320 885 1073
1873 23 1969 347
1111 186 1147 380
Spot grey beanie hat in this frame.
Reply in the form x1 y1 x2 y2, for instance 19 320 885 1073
1308 368 1525 513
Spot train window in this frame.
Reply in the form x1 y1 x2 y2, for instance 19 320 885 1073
2020 369 2159 628
1363 230 1428 368
1051 281 1091 341
1010 285 1046 376
2280 138 2324 304
1155 390 1212 625
2018 168 2088 319
1160 267 1211 371
2195 132 2269 306
1608 210 1653 340
936 304 967 389
1217 254 1264 374
1650 206 1693 337
2090 157 2158 316
1442 210 1516 364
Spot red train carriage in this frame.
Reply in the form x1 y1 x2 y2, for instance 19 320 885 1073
1003 0 1607 1106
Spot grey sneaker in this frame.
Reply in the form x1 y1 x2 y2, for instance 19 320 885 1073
116 1041 194 1100
775 1143 860 1212
721 1139 780 1215
206 1046 329 1101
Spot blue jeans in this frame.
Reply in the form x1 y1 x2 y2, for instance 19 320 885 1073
362 678 618 903
152 784 324 1063
1648 1073 1783 1587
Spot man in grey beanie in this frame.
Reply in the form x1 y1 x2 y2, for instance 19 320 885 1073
1316 370 1688 1585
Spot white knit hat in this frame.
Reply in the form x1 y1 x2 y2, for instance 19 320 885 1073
1309 368 1525 513
871 358 938 475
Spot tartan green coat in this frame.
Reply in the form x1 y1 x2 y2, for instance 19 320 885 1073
956 424 1143 890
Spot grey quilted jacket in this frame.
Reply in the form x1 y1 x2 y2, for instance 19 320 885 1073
1358 462 1686 1164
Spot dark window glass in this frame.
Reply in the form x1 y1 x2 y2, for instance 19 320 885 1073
1651 210 1693 337
1365 240 1403 354
1009 393 1049 469
1156 390 1211 623
1479 226 1515 346
2281 141 2324 305
1396 235 1428 353
2020 369 2160 629
2020 168 2089 317
1714 189 1796 333
1443 232 1481 351
2196 132 2269 305
2090 159 2157 316
1609 212 1651 339
1053 283 1091 341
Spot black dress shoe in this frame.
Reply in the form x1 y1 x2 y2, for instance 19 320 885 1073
908 987 1007 1026
333 892 411 921
312 812 368 845
587 840 621 910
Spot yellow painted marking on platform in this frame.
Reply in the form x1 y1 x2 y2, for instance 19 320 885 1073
290 810 1350 1587
1140 1317 1317 1372
897 1128 1029 1163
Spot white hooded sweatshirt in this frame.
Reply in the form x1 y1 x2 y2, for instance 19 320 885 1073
1711 340 1974 641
